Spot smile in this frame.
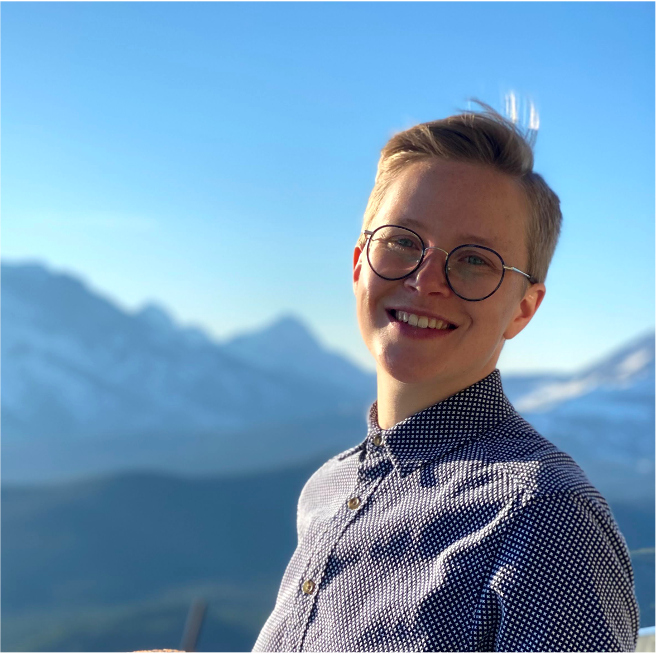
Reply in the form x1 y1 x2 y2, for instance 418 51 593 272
388 309 458 331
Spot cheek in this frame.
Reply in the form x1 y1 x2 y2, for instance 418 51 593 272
466 291 505 326
358 271 385 309
469 302 513 338
355 276 398 343
355 279 379 330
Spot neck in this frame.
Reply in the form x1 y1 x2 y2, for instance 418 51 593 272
375 365 497 430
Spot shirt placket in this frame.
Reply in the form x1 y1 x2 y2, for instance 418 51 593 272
284 441 393 652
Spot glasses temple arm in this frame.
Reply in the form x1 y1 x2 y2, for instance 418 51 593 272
504 265 538 284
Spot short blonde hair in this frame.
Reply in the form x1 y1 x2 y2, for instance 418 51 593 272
360 102 562 285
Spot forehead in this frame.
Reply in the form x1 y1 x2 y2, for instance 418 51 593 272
374 159 529 261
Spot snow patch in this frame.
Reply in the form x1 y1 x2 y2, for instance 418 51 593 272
618 348 651 380
515 378 595 413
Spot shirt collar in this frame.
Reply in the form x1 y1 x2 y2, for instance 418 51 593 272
366 369 515 475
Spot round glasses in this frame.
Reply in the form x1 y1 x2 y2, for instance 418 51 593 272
362 224 537 302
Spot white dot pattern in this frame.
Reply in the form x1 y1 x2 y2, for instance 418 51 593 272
252 369 639 652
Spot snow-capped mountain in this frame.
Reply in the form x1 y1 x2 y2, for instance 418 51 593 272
512 331 654 413
1 262 376 444
507 331 655 504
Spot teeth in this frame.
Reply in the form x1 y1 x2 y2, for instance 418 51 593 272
395 311 452 330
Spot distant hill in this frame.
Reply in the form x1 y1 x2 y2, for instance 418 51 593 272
2 457 326 651
2 459 653 651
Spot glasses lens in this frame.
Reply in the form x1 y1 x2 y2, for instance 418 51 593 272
368 226 423 279
446 246 504 300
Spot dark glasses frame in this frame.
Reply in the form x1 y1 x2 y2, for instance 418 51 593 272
362 224 538 302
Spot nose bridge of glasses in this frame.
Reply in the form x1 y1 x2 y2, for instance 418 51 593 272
423 245 449 258
414 245 450 283
420 246 449 271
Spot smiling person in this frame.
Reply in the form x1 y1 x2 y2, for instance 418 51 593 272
253 104 638 652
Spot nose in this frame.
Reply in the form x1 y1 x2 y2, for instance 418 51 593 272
403 246 452 296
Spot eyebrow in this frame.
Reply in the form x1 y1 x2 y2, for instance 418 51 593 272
393 217 499 250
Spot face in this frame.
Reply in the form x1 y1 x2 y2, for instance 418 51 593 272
353 159 546 390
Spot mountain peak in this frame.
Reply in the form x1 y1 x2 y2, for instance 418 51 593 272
3 260 86 294
135 302 177 333
580 330 655 384
514 329 655 413
221 312 374 393
263 313 317 342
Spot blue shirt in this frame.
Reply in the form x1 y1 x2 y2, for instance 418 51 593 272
253 369 638 652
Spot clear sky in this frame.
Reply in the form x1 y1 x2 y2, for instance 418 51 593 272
3 2 654 374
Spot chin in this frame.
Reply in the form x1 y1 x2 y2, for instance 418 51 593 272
378 351 447 385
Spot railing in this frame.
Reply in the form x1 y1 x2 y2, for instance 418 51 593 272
637 626 655 652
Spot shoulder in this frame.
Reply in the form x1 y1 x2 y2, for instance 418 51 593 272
462 410 629 555
475 410 604 504
499 488 631 567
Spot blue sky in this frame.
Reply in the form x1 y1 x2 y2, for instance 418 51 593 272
3 2 654 374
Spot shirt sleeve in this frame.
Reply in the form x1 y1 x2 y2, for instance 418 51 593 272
472 492 639 652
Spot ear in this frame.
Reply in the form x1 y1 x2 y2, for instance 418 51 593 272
503 283 546 340
353 242 364 294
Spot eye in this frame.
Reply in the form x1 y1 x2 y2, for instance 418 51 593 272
448 248 501 275
462 254 489 266
452 248 495 267
391 237 419 249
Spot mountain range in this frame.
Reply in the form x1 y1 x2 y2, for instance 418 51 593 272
2 260 654 506
2 262 376 439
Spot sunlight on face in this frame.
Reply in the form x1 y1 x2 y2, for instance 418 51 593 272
353 159 544 390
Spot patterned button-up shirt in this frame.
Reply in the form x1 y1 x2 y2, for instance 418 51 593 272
253 370 638 652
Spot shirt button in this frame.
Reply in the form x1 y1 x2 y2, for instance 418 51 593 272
372 434 382 446
347 496 361 510
302 579 316 595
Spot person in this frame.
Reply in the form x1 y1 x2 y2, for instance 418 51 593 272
252 103 639 652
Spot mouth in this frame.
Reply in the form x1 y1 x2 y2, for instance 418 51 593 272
387 308 458 331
